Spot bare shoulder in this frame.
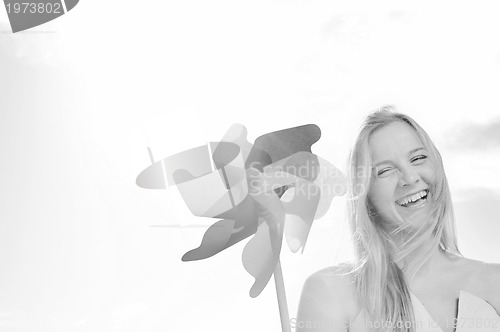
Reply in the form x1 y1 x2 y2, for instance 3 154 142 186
458 256 500 312
475 260 500 312
296 263 358 331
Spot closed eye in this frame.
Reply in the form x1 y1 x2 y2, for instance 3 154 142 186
411 155 427 163
375 155 427 177
377 167 393 176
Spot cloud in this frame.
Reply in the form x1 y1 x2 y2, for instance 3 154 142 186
445 119 500 151
320 10 415 44
452 186 500 263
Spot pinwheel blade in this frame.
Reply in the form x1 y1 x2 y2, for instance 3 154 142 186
242 192 285 298
246 124 321 169
181 196 259 261
136 160 167 189
282 183 321 253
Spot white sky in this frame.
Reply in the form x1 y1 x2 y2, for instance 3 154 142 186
1 1 499 331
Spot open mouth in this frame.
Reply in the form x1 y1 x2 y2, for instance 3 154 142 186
395 189 429 208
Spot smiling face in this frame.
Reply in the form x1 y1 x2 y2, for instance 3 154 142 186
367 121 436 229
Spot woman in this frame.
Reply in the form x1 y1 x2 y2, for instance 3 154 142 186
296 106 500 332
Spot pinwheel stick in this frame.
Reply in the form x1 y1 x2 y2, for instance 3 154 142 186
274 258 291 332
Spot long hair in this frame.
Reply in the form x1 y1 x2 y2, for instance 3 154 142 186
345 105 461 331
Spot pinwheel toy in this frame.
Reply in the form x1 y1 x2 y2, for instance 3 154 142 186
136 123 347 332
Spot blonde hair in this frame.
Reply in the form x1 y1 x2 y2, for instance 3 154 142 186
345 105 461 331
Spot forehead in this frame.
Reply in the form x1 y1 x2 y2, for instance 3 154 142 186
368 121 423 163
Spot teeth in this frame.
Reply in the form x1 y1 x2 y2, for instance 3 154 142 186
396 190 428 206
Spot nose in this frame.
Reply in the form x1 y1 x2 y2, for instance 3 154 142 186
398 167 420 187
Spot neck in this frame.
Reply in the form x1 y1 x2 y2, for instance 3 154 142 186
397 243 451 282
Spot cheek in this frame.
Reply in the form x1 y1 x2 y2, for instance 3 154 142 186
420 164 437 184
369 179 398 208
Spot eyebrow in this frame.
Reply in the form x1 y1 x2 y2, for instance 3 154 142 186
373 147 426 167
